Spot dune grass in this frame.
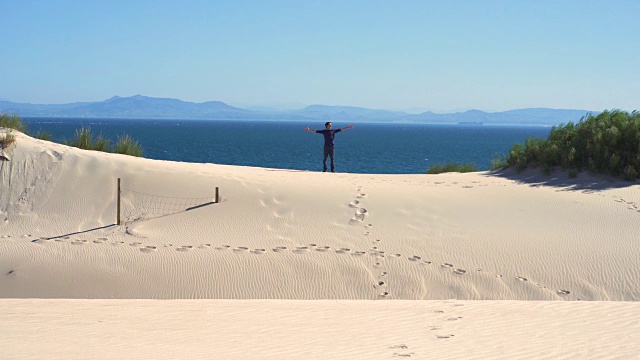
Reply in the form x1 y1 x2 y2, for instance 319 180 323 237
0 113 143 157
63 127 142 157
0 114 27 133
114 134 143 157
427 162 479 174
0 132 16 150
35 131 52 141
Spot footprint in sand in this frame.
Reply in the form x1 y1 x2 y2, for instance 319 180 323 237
408 255 421 261
351 251 366 256
163 243 174 247
316 246 331 252
435 335 455 339
380 291 390 297
292 246 310 254
355 208 368 217
556 289 571 296
111 241 125 246
422 260 432 265
215 245 230 250
393 353 414 358
453 269 467 275
441 263 454 268
389 253 402 258
140 246 157 253
516 276 528 281
251 248 266 254
129 242 143 247
373 262 382 267
177 245 194 252
356 193 367 199
93 238 107 244
71 239 88 245
335 248 351 254
31 237 52 244
348 200 360 208
272 246 287 252
198 244 212 249
232 246 248 252
380 272 388 277
365 223 373 228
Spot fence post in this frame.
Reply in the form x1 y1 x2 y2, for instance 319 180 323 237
117 178 121 225
215 187 219 203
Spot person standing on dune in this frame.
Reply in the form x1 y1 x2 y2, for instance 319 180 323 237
304 122 354 173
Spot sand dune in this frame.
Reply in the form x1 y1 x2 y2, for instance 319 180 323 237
1 129 639 358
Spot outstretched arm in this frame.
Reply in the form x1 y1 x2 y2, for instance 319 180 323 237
305 127 317 133
340 124 354 130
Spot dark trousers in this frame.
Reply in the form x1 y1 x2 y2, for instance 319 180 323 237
323 145 335 172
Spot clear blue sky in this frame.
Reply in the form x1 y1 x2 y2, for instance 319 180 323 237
1 0 638 112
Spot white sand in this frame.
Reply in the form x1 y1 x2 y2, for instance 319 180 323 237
1 129 639 358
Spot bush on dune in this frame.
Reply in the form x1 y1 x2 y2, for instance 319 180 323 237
505 110 640 180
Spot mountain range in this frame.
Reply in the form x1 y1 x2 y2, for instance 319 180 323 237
0 95 594 126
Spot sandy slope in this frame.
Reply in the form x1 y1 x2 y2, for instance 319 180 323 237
1 299 640 360
1 129 640 358
1 130 638 300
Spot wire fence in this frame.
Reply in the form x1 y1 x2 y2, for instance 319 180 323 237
120 184 219 225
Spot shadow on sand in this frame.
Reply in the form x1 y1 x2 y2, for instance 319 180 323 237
486 167 639 193
43 224 117 240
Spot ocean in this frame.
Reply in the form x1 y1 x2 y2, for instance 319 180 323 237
23 118 551 174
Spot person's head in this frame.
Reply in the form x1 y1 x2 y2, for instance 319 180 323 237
325 122 332 129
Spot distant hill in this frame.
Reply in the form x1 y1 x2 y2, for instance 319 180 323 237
0 95 594 126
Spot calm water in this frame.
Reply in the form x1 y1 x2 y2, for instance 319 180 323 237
23 118 551 174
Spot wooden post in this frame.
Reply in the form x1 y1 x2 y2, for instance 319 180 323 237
215 187 219 203
117 178 121 225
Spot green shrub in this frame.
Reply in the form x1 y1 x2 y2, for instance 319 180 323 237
114 134 143 157
505 110 640 180
0 114 27 133
491 153 509 170
427 162 478 174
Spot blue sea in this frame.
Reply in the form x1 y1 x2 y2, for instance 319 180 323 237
23 118 551 174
